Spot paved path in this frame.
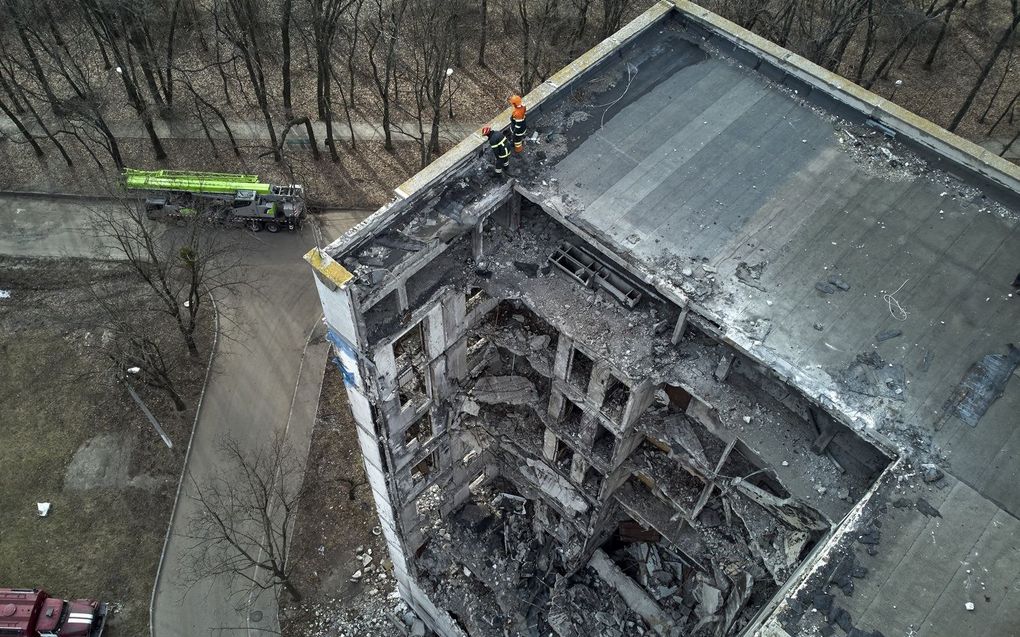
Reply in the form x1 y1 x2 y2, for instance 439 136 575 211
151 212 367 637
1 114 481 146
0 194 369 636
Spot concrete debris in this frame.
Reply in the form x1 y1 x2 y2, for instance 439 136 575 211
827 274 851 291
920 463 944 483
472 375 538 405
590 549 671 636
815 281 837 294
520 458 589 514
836 351 906 401
875 329 902 342
735 261 766 291
965 602 975 611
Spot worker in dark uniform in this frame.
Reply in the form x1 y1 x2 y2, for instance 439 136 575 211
508 94 528 153
482 126 511 175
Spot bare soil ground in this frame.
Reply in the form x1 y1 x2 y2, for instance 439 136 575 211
280 363 404 637
0 257 213 637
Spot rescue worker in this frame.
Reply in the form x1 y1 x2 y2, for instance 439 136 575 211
508 94 528 153
482 126 511 175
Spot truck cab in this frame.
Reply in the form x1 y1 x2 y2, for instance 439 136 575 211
0 588 106 637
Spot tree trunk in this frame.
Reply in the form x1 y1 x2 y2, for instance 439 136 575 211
478 0 487 67
1000 125 1020 157
164 0 182 108
0 95 45 157
988 87 1020 135
572 0 591 44
979 51 1014 122
282 0 293 117
949 7 1020 131
0 68 26 114
165 385 187 411
282 578 302 602
96 119 125 169
924 0 960 69
21 93 74 166
15 28 59 105
303 117 321 161
142 113 169 160
193 97 220 157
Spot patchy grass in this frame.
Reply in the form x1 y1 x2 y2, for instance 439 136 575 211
0 257 213 637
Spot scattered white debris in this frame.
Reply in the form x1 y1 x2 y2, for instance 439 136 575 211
781 460 789 467
742 416 752 424
37 502 51 517
965 602 975 611
126 367 141 374
0 290 10 299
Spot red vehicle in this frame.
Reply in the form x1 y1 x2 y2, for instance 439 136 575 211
0 588 106 637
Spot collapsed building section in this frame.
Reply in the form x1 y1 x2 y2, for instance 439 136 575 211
309 185 889 636
307 2 1020 635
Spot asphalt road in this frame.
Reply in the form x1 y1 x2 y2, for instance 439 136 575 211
0 195 369 636
0 195 128 258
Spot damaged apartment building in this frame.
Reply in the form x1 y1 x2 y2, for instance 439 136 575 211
308 3 1020 637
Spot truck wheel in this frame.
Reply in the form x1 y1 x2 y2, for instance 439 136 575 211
247 220 263 232
266 221 280 233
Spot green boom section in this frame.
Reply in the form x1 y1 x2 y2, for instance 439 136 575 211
123 168 272 195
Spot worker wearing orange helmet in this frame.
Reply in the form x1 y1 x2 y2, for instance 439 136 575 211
482 126 511 175
508 94 528 153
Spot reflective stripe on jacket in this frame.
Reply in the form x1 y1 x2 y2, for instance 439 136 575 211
510 106 528 136
489 133 511 159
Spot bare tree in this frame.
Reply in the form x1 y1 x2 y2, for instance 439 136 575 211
949 0 1020 131
89 196 246 359
282 0 295 117
308 0 358 161
600 0 628 40
478 0 488 67
330 0 366 150
81 287 190 411
182 434 307 602
395 0 461 167
80 0 170 159
367 0 410 151
217 0 282 160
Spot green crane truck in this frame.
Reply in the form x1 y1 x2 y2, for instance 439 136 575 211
123 169 305 232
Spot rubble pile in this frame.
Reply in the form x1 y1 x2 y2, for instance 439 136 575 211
286 589 406 637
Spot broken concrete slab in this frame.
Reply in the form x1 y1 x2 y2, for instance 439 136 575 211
590 549 672 636
471 375 538 405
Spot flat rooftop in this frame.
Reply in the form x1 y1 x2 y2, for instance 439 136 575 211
516 14 1020 512
319 4 1020 635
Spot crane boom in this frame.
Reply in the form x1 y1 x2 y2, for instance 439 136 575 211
123 169 272 195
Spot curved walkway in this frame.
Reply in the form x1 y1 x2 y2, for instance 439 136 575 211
150 214 368 637
0 195 368 636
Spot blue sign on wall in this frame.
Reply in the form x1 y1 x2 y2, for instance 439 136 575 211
326 329 360 388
